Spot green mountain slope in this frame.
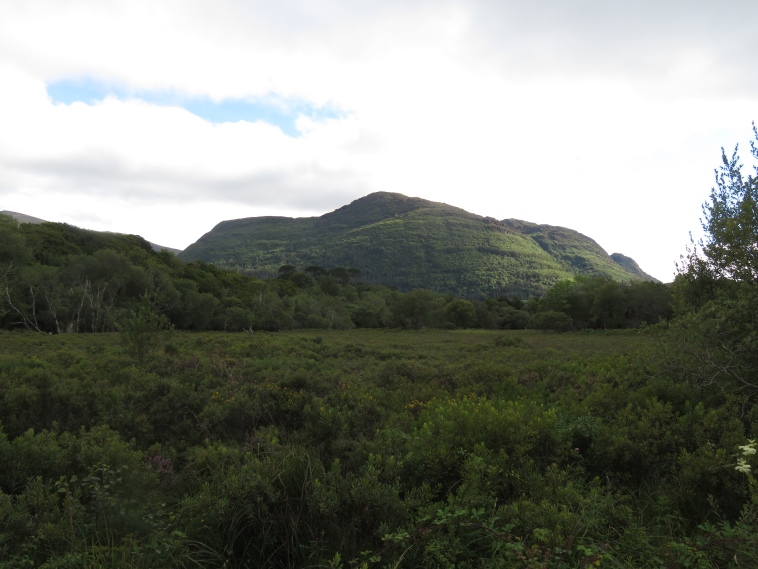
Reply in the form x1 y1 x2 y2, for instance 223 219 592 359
1 210 181 254
609 252 658 282
180 192 656 297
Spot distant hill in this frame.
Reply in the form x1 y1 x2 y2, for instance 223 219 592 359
0 211 181 255
180 192 657 297
1 210 47 224
146 242 182 255
609 253 657 282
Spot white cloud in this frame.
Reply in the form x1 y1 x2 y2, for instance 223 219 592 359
1 1 757 281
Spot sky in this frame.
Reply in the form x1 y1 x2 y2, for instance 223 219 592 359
2 1 758 282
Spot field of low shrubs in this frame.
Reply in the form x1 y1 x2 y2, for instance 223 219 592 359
1 328 756 568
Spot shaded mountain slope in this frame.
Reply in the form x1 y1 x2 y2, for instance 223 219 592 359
1 210 181 255
1 210 47 224
610 252 658 282
180 192 655 297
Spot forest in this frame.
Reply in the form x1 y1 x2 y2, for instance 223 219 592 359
0 211 670 335
1 130 758 568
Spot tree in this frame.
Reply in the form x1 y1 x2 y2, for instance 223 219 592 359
445 299 477 328
390 289 441 329
527 310 573 332
591 279 626 329
686 123 758 285
542 277 594 328
304 265 327 278
278 265 297 279
623 281 672 327
668 125 758 393
328 267 350 285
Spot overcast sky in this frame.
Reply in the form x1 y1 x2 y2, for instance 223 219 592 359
2 0 758 282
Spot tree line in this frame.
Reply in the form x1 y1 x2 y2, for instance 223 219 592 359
0 215 674 334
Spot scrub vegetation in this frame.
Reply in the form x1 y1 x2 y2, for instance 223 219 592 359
2 129 758 567
1 328 757 568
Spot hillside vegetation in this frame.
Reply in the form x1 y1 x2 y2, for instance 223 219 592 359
0 212 671 335
180 192 656 297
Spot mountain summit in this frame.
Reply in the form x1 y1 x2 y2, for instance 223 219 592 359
180 192 656 297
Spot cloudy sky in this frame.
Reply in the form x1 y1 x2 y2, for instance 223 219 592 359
2 0 757 282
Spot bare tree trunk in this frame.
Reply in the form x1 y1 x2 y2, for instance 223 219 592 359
3 283 43 332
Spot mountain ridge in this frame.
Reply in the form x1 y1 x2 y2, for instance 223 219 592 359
0 210 182 255
180 192 657 297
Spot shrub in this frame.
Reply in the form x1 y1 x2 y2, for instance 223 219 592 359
118 298 171 364
527 310 574 332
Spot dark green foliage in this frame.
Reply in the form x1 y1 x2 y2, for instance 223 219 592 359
119 297 172 363
445 299 477 328
0 218 273 334
662 287 758 392
1 329 756 567
1 214 671 336
389 289 445 329
528 275 672 331
528 310 574 331
624 280 673 327
0 425 202 568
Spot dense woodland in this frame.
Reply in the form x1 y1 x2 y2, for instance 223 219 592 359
1 130 758 567
0 213 672 335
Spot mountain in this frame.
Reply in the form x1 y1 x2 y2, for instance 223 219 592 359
146 242 182 255
0 211 181 255
609 253 657 282
180 192 657 297
1 210 47 224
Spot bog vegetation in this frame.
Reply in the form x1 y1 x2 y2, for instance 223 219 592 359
1 129 758 567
